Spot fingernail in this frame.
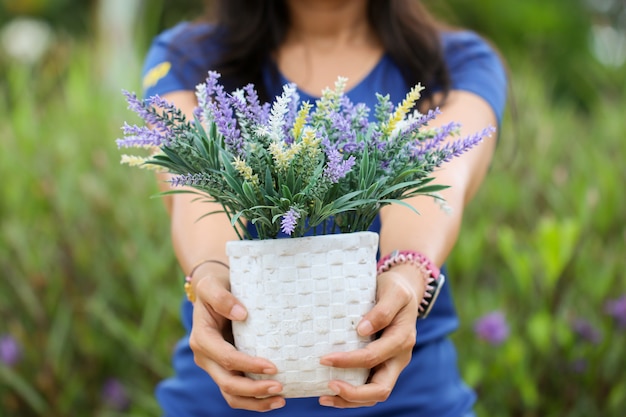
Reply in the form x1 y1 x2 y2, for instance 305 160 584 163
320 357 333 366
270 399 285 409
329 383 341 395
262 367 277 375
268 385 282 394
357 319 373 336
319 397 334 407
230 304 247 320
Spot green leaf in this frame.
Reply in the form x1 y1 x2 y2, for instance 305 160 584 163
281 184 293 201
0 365 48 413
241 181 259 205
533 217 581 292
379 198 421 215
496 227 534 296
526 310 554 353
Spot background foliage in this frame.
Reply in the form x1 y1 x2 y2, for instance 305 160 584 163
1 0 624 416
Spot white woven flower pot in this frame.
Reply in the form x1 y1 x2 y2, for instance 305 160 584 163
226 231 378 398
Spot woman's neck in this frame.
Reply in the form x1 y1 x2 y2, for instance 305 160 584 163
284 0 373 48
277 0 383 96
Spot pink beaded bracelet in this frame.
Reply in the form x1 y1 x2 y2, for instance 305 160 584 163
376 250 445 319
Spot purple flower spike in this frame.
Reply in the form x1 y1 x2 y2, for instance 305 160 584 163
0 335 22 366
280 207 301 235
605 295 626 329
474 311 510 345
322 139 356 183
101 378 130 411
571 318 602 344
123 91 163 128
117 123 171 148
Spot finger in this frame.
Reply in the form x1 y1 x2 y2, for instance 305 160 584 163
222 393 286 412
356 272 417 337
222 392 286 412
190 318 278 375
318 379 383 408
202 359 284 401
196 274 248 322
321 321 414 369
319 356 408 408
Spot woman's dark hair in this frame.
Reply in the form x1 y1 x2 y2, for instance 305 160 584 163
194 0 450 105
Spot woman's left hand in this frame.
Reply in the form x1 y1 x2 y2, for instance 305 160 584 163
318 263 424 408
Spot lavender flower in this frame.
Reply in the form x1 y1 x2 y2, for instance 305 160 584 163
170 173 214 187
214 87 243 155
329 110 357 144
571 318 602 344
119 72 496 239
281 207 301 235
438 126 496 163
116 123 170 148
409 121 461 159
101 378 130 411
474 311 510 345
323 147 356 183
605 295 626 329
243 84 271 125
0 335 21 366
123 90 162 127
196 71 244 155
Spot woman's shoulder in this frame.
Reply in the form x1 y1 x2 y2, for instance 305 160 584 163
440 30 508 124
440 30 502 69
150 21 215 49
142 21 219 97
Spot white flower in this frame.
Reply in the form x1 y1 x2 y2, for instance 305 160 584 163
267 83 297 141
0 18 53 64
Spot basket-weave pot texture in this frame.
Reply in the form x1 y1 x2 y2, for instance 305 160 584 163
226 231 378 398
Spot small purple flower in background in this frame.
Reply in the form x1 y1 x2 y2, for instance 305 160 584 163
101 378 130 411
605 295 626 329
570 358 588 374
571 318 602 344
474 311 510 345
280 207 301 235
0 334 22 367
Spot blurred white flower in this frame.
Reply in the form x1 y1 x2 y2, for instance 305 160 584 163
590 24 626 67
0 17 54 64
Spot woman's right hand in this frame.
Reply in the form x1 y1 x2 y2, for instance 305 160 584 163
188 273 287 411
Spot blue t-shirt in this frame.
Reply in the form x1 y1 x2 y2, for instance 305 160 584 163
143 22 507 417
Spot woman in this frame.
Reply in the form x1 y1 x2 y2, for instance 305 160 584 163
141 0 506 415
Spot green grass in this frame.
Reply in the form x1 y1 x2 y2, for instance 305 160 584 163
448 60 626 416
0 40 624 416
1 44 180 416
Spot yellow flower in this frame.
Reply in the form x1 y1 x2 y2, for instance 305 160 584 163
232 156 259 186
292 102 312 139
384 84 424 136
120 154 164 171
316 77 348 118
270 141 302 171
300 127 321 159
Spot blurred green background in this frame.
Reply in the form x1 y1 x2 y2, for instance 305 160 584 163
1 0 625 416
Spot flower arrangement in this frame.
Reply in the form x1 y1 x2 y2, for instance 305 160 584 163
117 72 493 240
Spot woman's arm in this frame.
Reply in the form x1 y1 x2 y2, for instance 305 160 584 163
379 90 497 265
159 90 288 411
318 90 498 408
